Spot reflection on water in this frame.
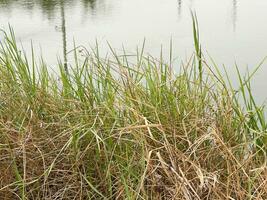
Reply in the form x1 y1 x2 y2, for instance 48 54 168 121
232 0 237 31
0 0 90 10
0 0 107 21
60 0 68 72
177 0 182 19
0 0 103 74
0 0 267 102
0 0 241 32
0 0 241 28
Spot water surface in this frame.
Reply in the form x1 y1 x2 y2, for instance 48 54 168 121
0 0 267 102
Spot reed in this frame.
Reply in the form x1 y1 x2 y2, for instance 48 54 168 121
0 18 266 199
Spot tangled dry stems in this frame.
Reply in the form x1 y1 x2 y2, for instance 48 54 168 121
0 29 267 199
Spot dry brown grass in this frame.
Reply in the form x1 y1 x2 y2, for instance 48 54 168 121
0 27 267 199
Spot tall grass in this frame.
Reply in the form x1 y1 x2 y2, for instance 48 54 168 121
0 18 267 199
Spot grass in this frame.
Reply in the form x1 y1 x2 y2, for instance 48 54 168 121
0 16 267 199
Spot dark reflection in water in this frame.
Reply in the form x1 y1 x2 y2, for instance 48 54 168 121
83 0 97 10
0 0 102 20
177 0 182 19
0 0 240 33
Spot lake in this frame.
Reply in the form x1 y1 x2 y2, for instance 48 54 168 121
0 0 267 103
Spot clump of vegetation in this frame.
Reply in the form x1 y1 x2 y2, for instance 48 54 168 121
0 17 267 199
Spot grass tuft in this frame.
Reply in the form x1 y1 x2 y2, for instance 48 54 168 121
0 21 267 199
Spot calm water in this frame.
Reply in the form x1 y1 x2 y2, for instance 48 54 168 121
0 0 267 102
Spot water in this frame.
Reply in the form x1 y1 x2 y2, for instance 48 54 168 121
0 0 267 102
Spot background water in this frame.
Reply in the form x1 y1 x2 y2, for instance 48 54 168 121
0 0 266 102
